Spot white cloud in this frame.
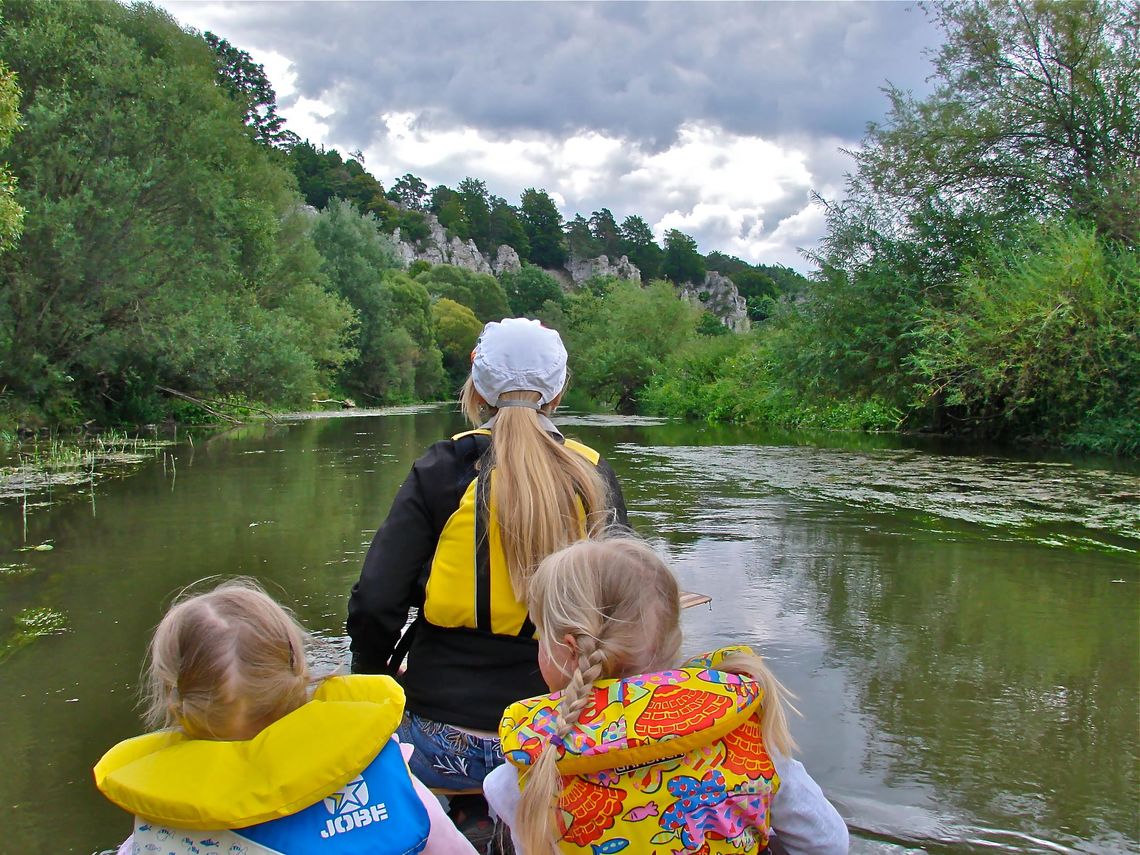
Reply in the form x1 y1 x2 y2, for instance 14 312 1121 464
350 116 840 268
155 1 936 272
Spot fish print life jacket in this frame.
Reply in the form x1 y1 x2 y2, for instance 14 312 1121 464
499 647 780 854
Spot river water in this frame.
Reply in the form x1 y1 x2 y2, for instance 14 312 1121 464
1 407 1137 854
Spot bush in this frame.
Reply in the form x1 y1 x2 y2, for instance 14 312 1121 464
908 221 1139 451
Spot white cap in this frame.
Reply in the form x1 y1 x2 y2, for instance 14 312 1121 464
471 318 568 406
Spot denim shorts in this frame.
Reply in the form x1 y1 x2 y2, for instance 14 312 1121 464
396 710 506 791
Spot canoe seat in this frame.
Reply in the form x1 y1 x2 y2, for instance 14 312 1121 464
680 590 712 609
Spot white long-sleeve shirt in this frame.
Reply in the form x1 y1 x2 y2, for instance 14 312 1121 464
483 750 849 855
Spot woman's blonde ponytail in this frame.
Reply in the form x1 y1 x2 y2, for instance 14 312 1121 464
461 378 610 599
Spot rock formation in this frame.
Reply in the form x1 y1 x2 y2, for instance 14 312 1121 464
678 271 750 332
564 254 642 287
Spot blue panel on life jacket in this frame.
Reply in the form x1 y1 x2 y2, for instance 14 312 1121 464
235 740 429 854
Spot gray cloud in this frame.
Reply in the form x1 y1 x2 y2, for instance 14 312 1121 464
171 1 941 149
164 0 944 270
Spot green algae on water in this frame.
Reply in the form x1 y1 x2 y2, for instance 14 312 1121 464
0 606 68 662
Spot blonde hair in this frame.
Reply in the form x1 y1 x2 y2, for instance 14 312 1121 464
517 537 797 855
460 376 610 599
143 579 312 741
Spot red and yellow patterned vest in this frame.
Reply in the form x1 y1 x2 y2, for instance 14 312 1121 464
499 647 780 854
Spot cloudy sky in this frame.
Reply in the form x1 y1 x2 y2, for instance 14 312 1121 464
160 1 944 271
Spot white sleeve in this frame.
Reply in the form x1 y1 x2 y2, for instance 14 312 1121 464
399 741 479 855
483 763 526 855
115 837 133 855
769 752 849 855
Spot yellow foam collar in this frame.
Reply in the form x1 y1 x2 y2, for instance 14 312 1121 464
93 675 405 830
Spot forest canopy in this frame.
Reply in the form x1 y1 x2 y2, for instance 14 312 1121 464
0 0 1134 455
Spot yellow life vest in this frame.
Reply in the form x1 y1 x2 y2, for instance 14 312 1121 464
93 675 406 830
499 647 780 854
424 428 601 637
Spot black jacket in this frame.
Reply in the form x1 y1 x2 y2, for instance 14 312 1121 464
347 431 628 730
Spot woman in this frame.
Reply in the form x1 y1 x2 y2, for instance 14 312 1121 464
347 318 628 836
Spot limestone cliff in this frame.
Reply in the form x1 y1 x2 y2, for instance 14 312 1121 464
677 271 750 332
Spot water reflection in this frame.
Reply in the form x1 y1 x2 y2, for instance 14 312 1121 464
618 441 1138 853
0 408 1136 854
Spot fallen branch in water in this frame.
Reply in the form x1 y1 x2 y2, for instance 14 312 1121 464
154 386 243 425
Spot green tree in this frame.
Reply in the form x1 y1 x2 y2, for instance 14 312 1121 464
202 31 297 149
457 177 491 250
561 280 699 412
415 264 510 323
618 214 662 279
730 269 779 302
311 199 442 401
909 221 1139 452
388 173 428 211
0 57 23 252
488 195 529 257
501 264 564 317
589 208 622 258
662 229 706 285
565 213 599 258
705 251 752 276
431 297 483 389
430 185 470 240
520 188 566 268
854 0 1140 244
0 0 354 423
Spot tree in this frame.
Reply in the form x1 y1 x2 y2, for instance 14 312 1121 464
203 31 297 149
432 297 483 388
520 188 566 268
662 229 706 285
311 199 444 401
0 0 355 423
589 208 622 258
618 215 662 280
457 177 492 250
705 251 752 276
430 185 470 240
730 269 779 301
501 264 564 317
564 213 599 258
0 57 22 252
415 264 511 323
561 280 699 412
388 173 428 211
853 0 1140 244
488 195 529 258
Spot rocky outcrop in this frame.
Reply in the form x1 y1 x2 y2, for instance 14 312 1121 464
564 254 641 287
492 244 522 276
678 271 750 332
393 213 491 275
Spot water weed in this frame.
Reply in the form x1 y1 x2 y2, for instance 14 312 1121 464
0 606 68 663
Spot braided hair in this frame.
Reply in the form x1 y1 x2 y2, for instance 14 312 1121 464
514 536 798 854
516 537 683 855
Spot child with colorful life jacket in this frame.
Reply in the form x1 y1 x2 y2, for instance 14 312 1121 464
483 537 849 855
347 318 628 841
93 580 478 855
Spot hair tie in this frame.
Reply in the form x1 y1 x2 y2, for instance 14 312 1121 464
495 399 542 411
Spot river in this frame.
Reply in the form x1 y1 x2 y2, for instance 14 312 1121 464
1 406 1137 854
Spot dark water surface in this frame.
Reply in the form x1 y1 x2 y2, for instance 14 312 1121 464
1 407 1137 854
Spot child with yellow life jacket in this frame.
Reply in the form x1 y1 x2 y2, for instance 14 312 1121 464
93 580 477 855
483 538 849 855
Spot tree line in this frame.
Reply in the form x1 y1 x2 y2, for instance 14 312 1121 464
0 0 1134 455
